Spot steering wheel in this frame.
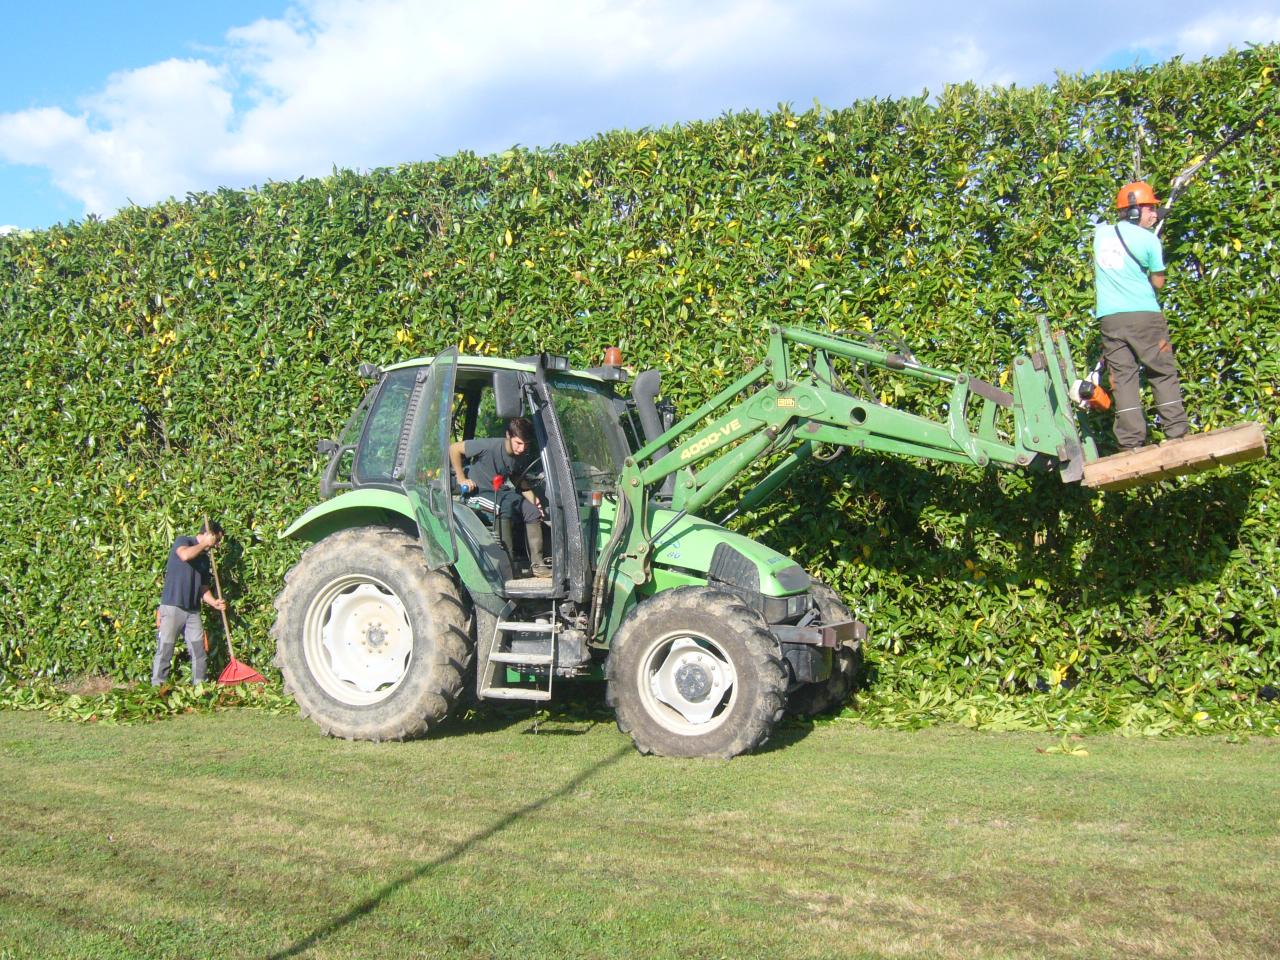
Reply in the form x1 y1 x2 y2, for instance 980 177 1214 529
514 454 546 490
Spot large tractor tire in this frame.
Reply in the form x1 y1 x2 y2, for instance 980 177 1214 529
606 586 788 759
272 526 472 741
788 581 862 719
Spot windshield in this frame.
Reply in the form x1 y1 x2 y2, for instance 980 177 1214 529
548 377 629 493
354 367 418 484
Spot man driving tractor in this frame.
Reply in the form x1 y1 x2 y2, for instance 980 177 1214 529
449 416 551 578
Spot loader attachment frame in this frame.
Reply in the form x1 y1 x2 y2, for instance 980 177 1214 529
608 319 1095 597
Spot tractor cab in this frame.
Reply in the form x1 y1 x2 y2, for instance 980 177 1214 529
394 348 635 598
302 346 646 702
315 348 638 601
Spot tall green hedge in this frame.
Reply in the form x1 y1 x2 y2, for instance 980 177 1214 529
2 47 1277 730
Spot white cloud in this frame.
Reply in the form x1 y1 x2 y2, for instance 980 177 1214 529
919 35 1016 90
0 58 233 214
1146 12 1280 59
0 0 1276 222
215 0 792 173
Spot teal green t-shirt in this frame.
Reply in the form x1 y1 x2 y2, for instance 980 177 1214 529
1093 220 1164 317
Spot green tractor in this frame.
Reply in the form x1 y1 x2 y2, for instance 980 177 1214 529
272 321 1259 757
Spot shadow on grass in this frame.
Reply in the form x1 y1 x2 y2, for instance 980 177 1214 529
266 743 631 960
519 724 599 736
444 678 614 738
756 720 818 753
455 679 835 749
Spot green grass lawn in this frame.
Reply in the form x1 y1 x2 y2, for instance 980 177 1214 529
1 702 1277 960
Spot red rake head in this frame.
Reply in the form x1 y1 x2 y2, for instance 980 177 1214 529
218 658 266 685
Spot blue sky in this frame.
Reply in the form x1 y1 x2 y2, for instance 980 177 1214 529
2 1 1278 232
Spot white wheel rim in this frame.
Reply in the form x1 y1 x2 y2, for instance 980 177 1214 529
638 631 737 734
303 574 413 705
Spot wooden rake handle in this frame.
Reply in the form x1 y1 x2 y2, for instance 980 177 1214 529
204 515 236 662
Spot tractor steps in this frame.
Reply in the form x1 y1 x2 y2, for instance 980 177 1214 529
1082 423 1267 492
488 651 555 665
496 620 557 633
480 687 552 701
478 608 560 703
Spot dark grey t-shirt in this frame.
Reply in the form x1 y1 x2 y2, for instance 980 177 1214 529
160 536 211 611
462 438 531 494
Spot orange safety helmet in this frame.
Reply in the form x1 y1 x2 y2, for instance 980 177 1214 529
1116 180 1160 209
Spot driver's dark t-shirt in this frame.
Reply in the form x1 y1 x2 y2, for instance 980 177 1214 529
160 536 211 612
462 438 531 494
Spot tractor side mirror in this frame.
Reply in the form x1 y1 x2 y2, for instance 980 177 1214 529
494 371 522 419
317 438 338 456
630 370 665 446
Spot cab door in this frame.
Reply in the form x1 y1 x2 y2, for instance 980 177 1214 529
399 347 459 570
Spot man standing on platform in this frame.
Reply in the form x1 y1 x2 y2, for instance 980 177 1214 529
1092 180 1189 451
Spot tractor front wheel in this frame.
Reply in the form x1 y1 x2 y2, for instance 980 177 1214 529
272 526 472 741
606 586 788 759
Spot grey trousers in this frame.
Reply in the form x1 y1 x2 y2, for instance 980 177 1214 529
1100 310 1188 450
152 604 207 684
466 489 541 522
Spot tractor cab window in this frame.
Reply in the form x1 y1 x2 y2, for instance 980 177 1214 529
467 380 511 441
450 369 522 450
354 367 419 484
337 384 378 451
548 377 629 494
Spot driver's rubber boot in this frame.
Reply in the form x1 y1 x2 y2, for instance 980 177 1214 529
498 516 519 572
525 522 551 578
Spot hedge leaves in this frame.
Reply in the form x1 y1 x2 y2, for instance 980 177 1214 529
2 46 1277 731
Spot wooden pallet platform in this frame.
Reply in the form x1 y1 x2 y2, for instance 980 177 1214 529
1082 423 1267 492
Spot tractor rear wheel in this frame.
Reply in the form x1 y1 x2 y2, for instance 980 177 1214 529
272 526 471 741
606 586 788 759
788 582 861 718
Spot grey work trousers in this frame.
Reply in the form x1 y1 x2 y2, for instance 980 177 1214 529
1100 310 1188 450
152 604 207 684
467 488 541 522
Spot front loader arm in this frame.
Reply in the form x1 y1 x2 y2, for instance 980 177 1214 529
610 320 1093 588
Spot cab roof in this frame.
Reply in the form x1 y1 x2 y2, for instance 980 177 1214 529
382 353 609 383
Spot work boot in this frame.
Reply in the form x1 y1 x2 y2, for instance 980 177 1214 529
525 522 551 578
498 516 518 569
